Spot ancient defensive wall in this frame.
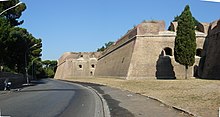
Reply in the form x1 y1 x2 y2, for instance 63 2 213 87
55 20 211 80
198 19 220 79
54 52 101 79
94 21 208 79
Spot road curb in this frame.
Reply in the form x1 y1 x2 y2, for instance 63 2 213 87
86 86 111 117
61 80 198 117
60 80 111 117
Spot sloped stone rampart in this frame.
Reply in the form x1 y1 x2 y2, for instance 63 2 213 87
95 21 206 79
55 20 208 80
94 38 135 78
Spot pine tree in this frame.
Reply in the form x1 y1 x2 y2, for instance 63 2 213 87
174 5 196 79
0 0 26 26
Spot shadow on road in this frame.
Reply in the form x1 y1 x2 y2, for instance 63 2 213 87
0 79 49 91
18 88 80 93
30 80 48 85
67 81 135 117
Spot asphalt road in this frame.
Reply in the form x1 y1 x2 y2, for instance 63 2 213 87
0 79 104 117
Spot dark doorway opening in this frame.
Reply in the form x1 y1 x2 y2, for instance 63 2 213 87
164 47 172 56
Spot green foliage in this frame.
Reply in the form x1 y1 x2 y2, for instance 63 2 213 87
30 58 43 79
45 69 54 78
0 1 43 78
35 66 46 79
168 13 200 31
4 27 42 73
0 17 11 66
0 0 26 26
97 46 105 52
97 41 114 52
39 60 57 78
174 5 196 78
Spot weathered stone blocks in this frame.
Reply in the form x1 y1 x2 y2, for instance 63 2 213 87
55 20 211 80
198 19 220 79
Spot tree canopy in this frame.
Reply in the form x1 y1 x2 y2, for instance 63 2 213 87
0 0 26 26
0 0 44 79
97 41 114 52
41 60 57 78
174 5 196 79
6 27 42 73
168 12 200 31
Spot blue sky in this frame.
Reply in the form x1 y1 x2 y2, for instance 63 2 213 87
19 0 220 60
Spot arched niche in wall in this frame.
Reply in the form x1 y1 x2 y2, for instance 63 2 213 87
164 47 173 56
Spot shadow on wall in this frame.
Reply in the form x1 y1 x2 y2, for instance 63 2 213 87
156 51 176 79
193 65 199 78
198 19 220 80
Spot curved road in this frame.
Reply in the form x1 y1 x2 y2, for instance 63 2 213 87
0 79 104 117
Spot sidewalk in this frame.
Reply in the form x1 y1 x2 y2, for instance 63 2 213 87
69 81 193 117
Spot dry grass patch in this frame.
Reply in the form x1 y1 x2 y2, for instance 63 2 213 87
65 77 220 117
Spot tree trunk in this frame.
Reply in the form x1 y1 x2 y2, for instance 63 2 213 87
185 65 188 79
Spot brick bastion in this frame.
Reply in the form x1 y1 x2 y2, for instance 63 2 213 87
55 20 211 80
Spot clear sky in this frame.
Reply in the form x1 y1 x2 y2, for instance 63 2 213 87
19 0 220 60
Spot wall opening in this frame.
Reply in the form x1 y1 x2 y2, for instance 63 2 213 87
164 47 172 56
122 57 125 63
91 64 95 68
90 71 93 76
196 48 202 57
156 51 176 79
79 65 83 69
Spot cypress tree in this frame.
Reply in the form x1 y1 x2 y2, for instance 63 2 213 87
174 5 196 79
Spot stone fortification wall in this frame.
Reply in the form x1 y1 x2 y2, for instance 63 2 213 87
94 27 137 78
198 19 220 79
55 20 208 80
94 21 166 78
137 20 165 35
170 22 210 34
101 27 137 57
95 21 206 79
127 33 205 79
127 35 176 79
94 40 135 78
54 52 100 79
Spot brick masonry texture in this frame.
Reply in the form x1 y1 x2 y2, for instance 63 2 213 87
54 52 101 79
198 19 220 79
54 19 220 80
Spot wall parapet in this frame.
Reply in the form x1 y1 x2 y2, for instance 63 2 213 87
98 35 136 60
55 19 212 80
54 52 100 79
99 20 167 60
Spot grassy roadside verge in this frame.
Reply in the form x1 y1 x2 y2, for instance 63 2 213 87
65 77 220 117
